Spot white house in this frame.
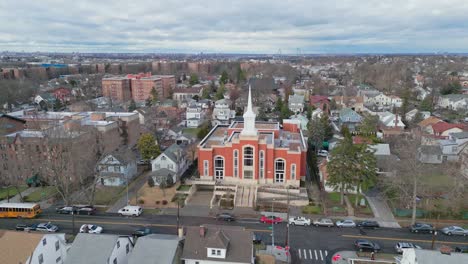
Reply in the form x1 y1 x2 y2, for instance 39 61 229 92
97 149 137 186
288 94 305 113
181 225 254 264
376 111 405 129
26 234 70 264
390 95 403 107
397 248 468 264
405 109 431 122
437 94 468 111
65 233 134 264
186 101 205 128
212 99 235 126
151 143 189 185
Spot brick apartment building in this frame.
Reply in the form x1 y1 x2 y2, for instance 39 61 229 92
197 88 307 186
0 110 141 185
102 73 175 103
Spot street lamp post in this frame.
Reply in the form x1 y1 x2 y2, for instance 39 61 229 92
271 199 275 247
126 174 129 205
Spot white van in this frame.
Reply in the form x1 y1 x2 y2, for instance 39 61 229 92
118 205 142 217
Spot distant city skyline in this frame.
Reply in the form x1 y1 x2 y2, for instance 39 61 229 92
1 0 468 54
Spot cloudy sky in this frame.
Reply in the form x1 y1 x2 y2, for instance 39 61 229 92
1 0 468 54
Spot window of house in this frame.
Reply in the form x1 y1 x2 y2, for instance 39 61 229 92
233 150 238 177
42 238 47 246
117 241 120 248
126 244 130 254
204 160 209 176
38 254 44 264
161 156 166 160
211 249 216 255
55 240 60 251
275 159 285 183
113 258 117 264
291 164 296 180
217 250 221 255
214 156 224 180
259 151 264 179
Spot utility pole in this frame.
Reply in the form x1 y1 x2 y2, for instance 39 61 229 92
431 214 440 250
271 199 275 247
176 200 180 233
285 187 290 247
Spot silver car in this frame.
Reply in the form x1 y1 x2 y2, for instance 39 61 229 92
313 218 334 227
441 226 468 236
336 219 356 228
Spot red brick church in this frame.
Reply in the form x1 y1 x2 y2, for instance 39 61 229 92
197 87 307 186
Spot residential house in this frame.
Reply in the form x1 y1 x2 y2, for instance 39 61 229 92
419 132 468 164
288 94 305 113
0 113 25 136
173 87 203 105
26 233 70 264
309 95 330 112
333 96 365 112
128 234 182 264
375 111 405 135
212 99 235 126
181 225 254 264
34 93 57 110
0 230 48 264
437 94 468 111
151 143 189 185
97 149 137 186
397 248 468 264
405 109 431 122
418 116 443 134
289 113 309 130
186 101 205 128
65 233 134 264
52 87 72 103
338 108 363 132
365 93 391 107
431 122 466 138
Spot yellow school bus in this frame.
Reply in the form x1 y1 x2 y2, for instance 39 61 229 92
0 203 42 218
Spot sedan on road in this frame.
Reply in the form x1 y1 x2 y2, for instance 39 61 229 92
260 215 283 224
15 223 36 231
336 219 356 228
76 206 96 215
313 218 334 227
216 213 235 222
56 206 76 214
35 222 59 232
357 220 380 229
410 223 434 234
132 227 153 237
394 242 422 254
355 239 381 252
441 226 468 236
455 246 468 253
288 216 311 226
79 224 103 234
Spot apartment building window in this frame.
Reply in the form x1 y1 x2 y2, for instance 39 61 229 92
204 160 209 176
259 151 265 179
117 241 120 248
42 238 47 246
38 254 44 264
126 244 130 254
233 150 238 177
55 240 60 251
291 164 296 180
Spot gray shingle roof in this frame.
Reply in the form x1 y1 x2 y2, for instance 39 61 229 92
128 234 181 264
181 225 252 263
65 233 125 264
410 248 468 264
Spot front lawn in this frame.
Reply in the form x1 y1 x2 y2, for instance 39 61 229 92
0 186 28 200
93 186 126 206
23 186 57 202
302 204 322 215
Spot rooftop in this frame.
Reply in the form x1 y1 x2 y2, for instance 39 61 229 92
65 233 128 264
128 234 181 264
0 230 44 264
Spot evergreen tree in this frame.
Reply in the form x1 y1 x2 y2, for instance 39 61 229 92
128 99 137 112
150 87 158 104
419 96 433 112
53 99 63 111
202 87 211 99
137 133 161 161
220 70 229 84
320 114 334 140
215 83 226 100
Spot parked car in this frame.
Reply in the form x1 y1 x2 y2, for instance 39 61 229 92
313 218 334 227
394 242 422 254
76 206 96 215
317 150 329 157
216 213 235 222
253 233 262 244
56 206 76 214
357 220 380 229
260 215 283 224
410 223 434 234
289 216 311 226
118 205 142 217
35 222 59 232
455 245 468 253
336 219 356 228
79 224 103 234
354 239 381 252
15 223 36 231
132 227 153 237
441 226 468 236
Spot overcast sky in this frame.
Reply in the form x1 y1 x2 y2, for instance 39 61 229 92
1 0 468 54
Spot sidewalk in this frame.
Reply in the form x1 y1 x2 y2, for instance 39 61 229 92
365 194 401 228
106 172 150 213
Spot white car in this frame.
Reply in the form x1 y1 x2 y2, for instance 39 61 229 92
118 205 142 217
79 224 103 234
35 222 59 232
317 150 329 157
288 216 311 226
336 219 356 228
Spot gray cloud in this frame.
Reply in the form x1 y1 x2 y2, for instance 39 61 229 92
1 0 468 53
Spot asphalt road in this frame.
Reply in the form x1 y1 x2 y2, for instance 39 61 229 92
1 211 467 264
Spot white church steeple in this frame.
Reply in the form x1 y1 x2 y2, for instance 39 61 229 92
241 86 257 136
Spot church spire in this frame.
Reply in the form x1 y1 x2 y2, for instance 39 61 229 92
241 85 257 136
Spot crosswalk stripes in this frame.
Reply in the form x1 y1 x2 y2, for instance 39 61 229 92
297 249 328 261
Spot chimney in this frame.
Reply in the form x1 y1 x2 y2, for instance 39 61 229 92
199 226 206 237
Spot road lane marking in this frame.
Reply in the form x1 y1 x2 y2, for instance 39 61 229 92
320 250 323 260
298 249 302 259
303 249 307 259
309 249 312 259
342 234 468 245
314 249 317 260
